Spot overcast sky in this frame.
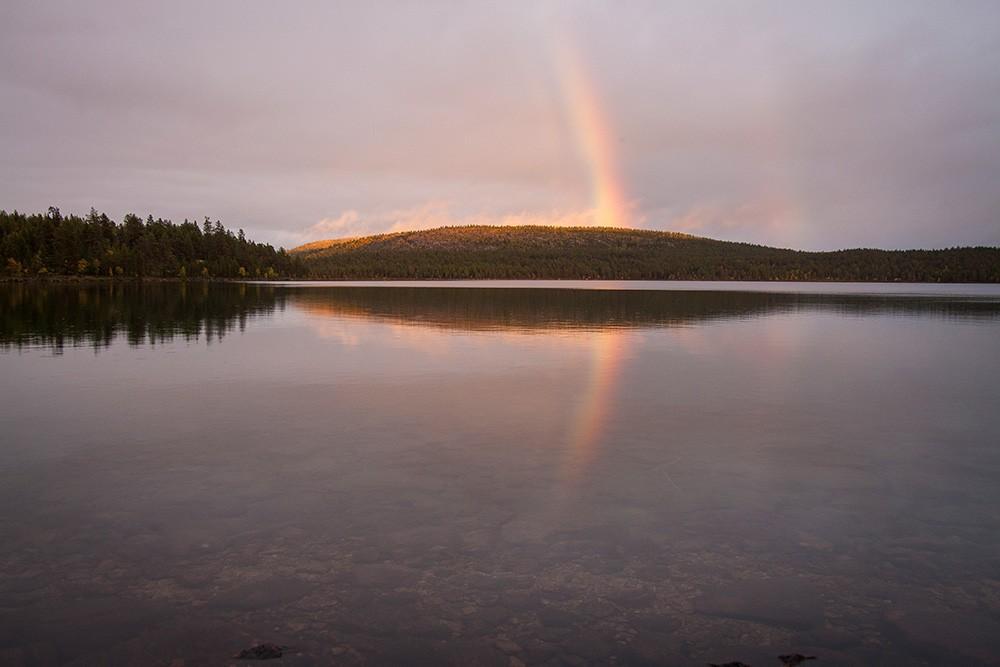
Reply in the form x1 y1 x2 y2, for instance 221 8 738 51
1 1 998 250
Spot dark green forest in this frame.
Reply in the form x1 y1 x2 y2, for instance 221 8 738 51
1 208 306 279
294 225 1000 282
4 212 998 282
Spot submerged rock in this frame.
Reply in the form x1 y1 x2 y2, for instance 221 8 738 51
210 575 313 611
233 643 288 660
886 609 1000 664
537 606 579 628
494 638 522 654
707 653 820 667
693 578 824 630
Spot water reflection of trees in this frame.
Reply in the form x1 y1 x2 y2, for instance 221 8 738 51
0 283 285 352
3 283 998 352
290 286 1000 333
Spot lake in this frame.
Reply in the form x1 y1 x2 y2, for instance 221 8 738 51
2 281 1000 666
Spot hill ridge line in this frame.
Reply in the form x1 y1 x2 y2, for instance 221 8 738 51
291 225 1000 282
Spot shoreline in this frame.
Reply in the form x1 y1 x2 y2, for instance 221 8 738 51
0 275 298 284
3 275 999 285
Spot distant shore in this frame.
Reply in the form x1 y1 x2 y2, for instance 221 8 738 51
4 275 1000 285
0 275 302 284
291 226 1000 283
5 211 997 283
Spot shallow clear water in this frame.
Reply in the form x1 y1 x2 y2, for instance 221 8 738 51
2 281 1000 666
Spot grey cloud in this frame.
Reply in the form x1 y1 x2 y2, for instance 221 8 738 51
1 0 998 250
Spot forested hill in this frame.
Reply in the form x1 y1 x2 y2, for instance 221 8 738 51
6 213 997 282
1 208 306 279
292 225 1000 282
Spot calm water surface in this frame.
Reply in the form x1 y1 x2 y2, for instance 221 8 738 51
2 281 1000 666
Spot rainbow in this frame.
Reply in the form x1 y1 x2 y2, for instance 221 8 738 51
560 331 628 487
554 36 632 229
552 34 632 493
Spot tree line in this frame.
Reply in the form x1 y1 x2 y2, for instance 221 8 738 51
5 214 998 282
1 208 306 279
296 226 1000 282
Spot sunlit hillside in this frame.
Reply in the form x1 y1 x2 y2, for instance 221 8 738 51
292 225 1000 282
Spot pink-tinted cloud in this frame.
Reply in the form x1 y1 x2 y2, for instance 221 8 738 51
663 196 804 248
299 201 616 243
